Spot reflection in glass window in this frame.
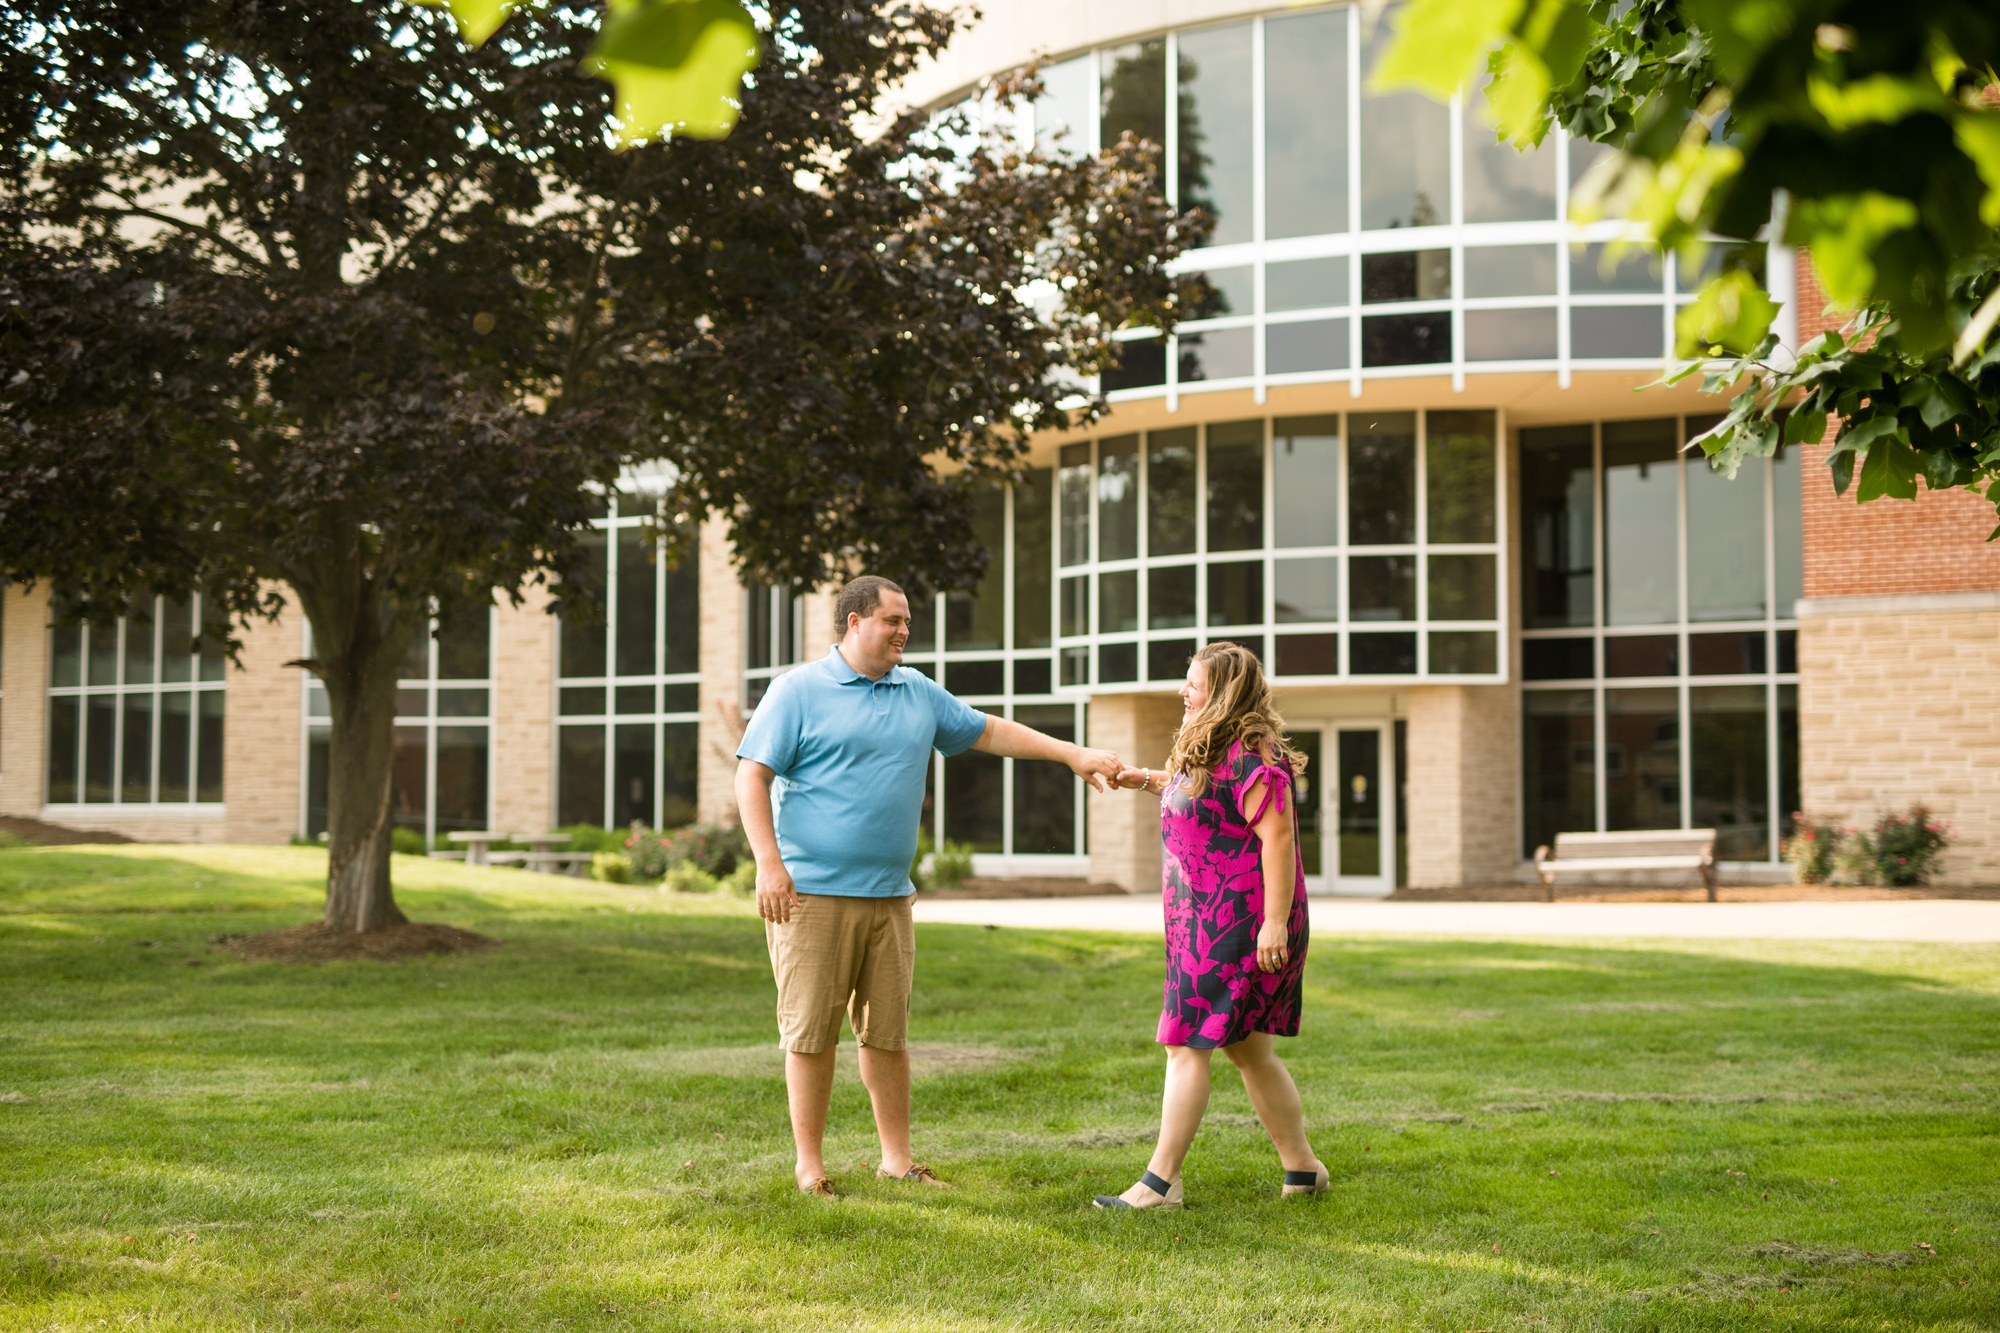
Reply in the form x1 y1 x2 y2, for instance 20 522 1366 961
945 748 1005 852
1148 565 1197 629
1208 561 1263 626
1034 56 1093 153
1014 468 1053 648
1267 258 1348 312
1605 687 1680 830
946 488 1007 650
1273 415 1341 547
1265 7 1348 239
1275 558 1340 622
1177 21 1253 246
1465 308 1558 361
1690 686 1768 859
1603 419 1680 626
1572 307 1663 359
1686 451 1766 623
1096 436 1139 561
1060 576 1089 637
1428 554 1496 620
558 529 608 677
1191 266 1254 317
1430 630 1497 673
615 527 657 676
1361 250 1449 303
1103 336 1168 391
1570 243 1663 294
1462 77 1556 222
1179 327 1254 382
1267 318 1349 374
1013 704 1078 853
1350 555 1416 621
1058 442 1091 567
1100 40 1166 152
1520 426 1594 628
1465 245 1558 297
1522 689 1594 855
1206 421 1264 551
1348 412 1416 544
1360 18 1449 229
1098 570 1138 633
1148 428 1199 556
1350 631 1417 674
1361 312 1450 366
1676 240 1764 295
1773 445 1803 615
1426 410 1497 543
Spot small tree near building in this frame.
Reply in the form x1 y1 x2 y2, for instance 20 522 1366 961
0 0 1194 934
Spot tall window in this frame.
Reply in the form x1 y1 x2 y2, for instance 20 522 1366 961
554 492 701 830
1519 415 1803 863
48 597 227 806
303 597 493 844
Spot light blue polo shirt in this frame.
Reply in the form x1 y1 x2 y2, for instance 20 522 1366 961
736 646 990 898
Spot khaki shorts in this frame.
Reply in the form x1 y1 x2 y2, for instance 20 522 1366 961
765 892 914 1053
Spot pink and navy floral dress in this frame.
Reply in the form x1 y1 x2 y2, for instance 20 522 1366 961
1156 739 1310 1048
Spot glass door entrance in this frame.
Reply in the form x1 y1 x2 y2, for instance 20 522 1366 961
1291 722 1395 897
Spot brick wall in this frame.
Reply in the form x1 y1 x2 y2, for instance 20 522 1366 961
0 581 49 819
1085 693 1181 893
1405 684 1520 886
696 516 744 824
490 586 555 835
1795 258 2000 600
220 590 303 844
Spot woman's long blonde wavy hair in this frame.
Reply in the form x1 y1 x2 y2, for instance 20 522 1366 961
1164 642 1306 800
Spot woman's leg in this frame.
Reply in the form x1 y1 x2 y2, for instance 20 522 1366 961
1119 1044 1212 1203
1222 1032 1317 1173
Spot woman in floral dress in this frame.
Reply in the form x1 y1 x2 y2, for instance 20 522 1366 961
1094 642 1327 1210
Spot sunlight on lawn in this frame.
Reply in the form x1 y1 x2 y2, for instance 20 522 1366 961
0 844 1995 1331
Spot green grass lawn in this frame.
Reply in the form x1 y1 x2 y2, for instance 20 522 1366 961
2 846 1997 1331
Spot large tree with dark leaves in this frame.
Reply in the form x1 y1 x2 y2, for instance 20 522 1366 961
0 0 1192 932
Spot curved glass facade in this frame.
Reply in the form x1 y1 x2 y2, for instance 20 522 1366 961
1027 5 1707 395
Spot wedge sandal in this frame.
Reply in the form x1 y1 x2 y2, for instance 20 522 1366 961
1092 1170 1184 1210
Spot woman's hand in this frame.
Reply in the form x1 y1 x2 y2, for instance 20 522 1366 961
1255 916 1289 974
1115 766 1151 791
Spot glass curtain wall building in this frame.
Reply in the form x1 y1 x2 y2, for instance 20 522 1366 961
1028 6 1694 397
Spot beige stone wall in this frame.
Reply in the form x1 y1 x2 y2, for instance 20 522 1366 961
1085 692 1182 892
0 581 50 819
1799 601 2000 885
221 592 303 845
696 516 745 824
490 586 555 835
1403 684 1520 887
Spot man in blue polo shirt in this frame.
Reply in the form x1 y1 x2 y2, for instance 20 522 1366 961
736 574 1122 1197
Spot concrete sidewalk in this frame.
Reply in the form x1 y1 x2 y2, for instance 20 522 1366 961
910 894 2000 943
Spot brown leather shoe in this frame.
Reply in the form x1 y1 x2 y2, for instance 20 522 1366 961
800 1178 837 1198
877 1162 953 1187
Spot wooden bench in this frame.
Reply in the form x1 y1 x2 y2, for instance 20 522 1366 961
1532 829 1719 902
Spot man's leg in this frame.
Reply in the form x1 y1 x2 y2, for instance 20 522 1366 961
857 1045 911 1176
785 1048 839 1189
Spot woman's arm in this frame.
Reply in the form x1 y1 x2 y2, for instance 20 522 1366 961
1241 766 1296 974
1113 763 1170 793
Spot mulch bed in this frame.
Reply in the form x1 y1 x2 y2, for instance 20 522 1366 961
228 921 502 963
0 815 132 846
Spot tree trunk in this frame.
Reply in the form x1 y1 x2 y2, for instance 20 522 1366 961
313 593 426 934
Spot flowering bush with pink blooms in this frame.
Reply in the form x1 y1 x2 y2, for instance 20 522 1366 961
1786 806 1950 887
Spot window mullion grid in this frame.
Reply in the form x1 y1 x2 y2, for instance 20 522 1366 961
1591 421 1607 833
1251 15 1268 404
1676 421 1692 832
1337 412 1351 677
1764 452 1782 861
1194 426 1209 638
1448 88 1466 393
1415 410 1430 675
1345 3 1363 397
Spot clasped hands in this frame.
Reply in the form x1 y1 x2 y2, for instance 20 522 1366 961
1064 747 1161 795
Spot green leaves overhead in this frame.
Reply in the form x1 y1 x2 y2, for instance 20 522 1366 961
1675 267 1778 357
585 0 760 144
420 0 760 143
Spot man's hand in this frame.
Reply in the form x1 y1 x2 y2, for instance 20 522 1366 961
1068 746 1124 792
756 859 799 925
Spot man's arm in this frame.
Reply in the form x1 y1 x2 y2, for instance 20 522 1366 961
970 715 1122 792
734 759 798 924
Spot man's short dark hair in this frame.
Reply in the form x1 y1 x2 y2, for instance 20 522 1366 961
835 575 907 632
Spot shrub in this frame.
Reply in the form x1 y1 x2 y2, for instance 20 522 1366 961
1871 805 1950 886
910 829 933 889
591 853 633 885
622 824 675 881
1782 816 1840 885
666 823 749 877
391 826 427 857
928 839 976 891
662 863 721 895
556 824 627 855
1828 829 1877 886
723 860 757 897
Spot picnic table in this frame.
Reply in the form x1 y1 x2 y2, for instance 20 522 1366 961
443 831 516 866
521 833 593 877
